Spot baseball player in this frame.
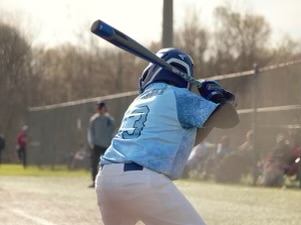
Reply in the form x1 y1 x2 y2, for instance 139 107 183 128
95 48 239 225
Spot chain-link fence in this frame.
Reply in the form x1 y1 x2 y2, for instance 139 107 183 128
27 61 301 177
27 91 137 168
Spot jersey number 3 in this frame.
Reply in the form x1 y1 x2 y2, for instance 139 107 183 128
121 105 150 139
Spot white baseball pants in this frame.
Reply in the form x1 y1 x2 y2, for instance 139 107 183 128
95 163 206 225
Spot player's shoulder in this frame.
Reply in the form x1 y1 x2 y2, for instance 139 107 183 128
90 113 99 121
170 86 200 100
105 113 115 121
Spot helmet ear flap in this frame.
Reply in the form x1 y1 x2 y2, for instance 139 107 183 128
139 65 151 93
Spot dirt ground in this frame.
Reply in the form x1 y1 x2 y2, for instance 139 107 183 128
1 175 301 225
0 176 148 225
0 176 104 225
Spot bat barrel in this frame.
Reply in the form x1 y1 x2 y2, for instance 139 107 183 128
90 19 203 89
90 20 100 33
91 20 115 38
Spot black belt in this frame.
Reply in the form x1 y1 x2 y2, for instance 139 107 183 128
123 162 143 171
101 162 143 172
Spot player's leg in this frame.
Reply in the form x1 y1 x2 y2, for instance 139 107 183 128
23 148 27 168
138 170 206 225
96 163 206 225
17 148 21 162
90 146 102 187
97 195 137 225
95 164 139 225
18 148 26 168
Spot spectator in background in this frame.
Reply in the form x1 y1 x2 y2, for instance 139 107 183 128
238 130 254 154
202 135 233 179
215 134 253 183
0 134 5 164
87 101 115 188
16 125 28 168
287 128 301 179
262 133 291 187
215 135 233 164
70 143 90 170
237 130 256 174
182 139 216 179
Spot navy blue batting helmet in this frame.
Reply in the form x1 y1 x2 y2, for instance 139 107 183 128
138 48 194 93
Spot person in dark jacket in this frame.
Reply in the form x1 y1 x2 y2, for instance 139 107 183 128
87 101 115 188
0 134 5 164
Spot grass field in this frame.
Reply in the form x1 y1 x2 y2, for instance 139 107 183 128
0 164 300 225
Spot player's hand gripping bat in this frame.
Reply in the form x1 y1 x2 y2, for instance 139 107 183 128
90 20 202 88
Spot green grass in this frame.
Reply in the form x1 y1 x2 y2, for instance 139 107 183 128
176 180 301 225
0 164 89 177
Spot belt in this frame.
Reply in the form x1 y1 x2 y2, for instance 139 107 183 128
101 162 143 172
123 162 143 171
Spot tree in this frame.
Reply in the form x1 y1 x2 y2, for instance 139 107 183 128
209 6 272 75
272 35 301 63
0 22 33 162
174 9 209 78
30 42 147 106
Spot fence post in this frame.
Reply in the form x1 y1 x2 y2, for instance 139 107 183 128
252 63 259 185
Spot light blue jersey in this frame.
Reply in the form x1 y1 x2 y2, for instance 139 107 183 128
100 82 218 179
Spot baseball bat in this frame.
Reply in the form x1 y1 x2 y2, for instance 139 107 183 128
90 19 202 88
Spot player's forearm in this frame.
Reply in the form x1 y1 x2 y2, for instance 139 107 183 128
206 102 239 129
195 127 213 146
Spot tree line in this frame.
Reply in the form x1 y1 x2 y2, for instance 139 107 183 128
0 6 300 162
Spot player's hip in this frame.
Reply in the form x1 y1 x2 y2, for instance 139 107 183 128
96 162 171 193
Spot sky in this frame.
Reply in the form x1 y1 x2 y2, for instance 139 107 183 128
1 0 301 48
